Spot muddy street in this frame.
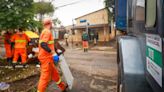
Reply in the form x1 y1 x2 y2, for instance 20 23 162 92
0 46 117 92
66 47 117 92
47 46 117 92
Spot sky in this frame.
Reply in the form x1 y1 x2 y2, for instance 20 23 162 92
52 0 105 26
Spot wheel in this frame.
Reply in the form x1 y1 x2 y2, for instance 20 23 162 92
117 62 124 92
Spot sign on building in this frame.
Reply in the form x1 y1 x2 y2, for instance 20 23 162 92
80 19 87 23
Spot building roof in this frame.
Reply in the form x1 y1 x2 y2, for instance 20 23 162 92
75 8 106 20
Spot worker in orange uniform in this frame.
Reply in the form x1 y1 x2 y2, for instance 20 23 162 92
37 18 67 92
4 31 12 63
11 28 30 68
82 31 89 52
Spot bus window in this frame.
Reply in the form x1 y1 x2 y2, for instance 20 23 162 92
145 0 156 27
136 0 145 21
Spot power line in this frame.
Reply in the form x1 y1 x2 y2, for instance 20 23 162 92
55 0 84 9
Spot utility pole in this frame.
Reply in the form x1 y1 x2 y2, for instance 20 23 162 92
86 21 89 34
71 19 75 48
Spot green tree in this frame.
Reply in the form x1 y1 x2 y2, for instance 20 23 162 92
104 0 115 22
33 2 54 21
53 18 61 26
0 0 34 30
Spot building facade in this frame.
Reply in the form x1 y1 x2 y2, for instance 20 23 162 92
71 8 112 43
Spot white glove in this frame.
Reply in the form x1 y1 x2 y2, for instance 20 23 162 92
57 49 62 53
32 48 39 53
28 54 33 58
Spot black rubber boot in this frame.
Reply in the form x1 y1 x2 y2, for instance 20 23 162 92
23 63 28 68
12 63 16 69
8 58 12 65
6 58 9 62
86 49 88 52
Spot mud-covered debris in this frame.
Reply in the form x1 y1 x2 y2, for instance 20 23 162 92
0 65 39 82
5 77 10 80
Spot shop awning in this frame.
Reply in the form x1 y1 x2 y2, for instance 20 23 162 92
72 24 109 30
25 30 39 38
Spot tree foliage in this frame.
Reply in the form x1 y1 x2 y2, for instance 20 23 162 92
53 18 61 26
33 2 54 15
0 0 34 30
104 0 115 21
104 0 114 9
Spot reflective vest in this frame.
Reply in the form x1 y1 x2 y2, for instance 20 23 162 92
38 29 54 60
11 33 30 48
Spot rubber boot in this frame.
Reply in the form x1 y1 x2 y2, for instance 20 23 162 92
8 58 12 65
86 48 88 52
23 63 27 68
12 63 16 69
6 58 9 62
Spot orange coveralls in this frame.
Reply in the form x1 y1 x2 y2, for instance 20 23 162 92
37 29 66 92
4 33 12 58
82 41 89 49
11 33 30 64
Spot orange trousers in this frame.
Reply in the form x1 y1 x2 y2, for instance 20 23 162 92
4 44 12 58
82 41 89 49
13 48 27 64
38 58 66 92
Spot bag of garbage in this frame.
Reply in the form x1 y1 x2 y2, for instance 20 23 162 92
0 82 10 91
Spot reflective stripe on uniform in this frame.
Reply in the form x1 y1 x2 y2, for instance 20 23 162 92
12 61 17 63
39 40 54 44
15 40 27 43
56 78 61 85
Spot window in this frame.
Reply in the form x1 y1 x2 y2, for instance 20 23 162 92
145 0 157 27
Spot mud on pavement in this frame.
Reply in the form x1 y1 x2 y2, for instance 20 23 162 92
71 68 116 92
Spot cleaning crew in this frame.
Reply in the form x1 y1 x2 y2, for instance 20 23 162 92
11 28 30 68
4 31 12 63
37 18 67 92
82 31 89 52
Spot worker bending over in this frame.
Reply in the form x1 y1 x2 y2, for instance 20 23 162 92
11 28 30 68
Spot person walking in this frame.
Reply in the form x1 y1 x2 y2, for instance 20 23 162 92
11 28 30 68
94 32 99 45
64 32 69 47
37 18 67 92
82 31 89 52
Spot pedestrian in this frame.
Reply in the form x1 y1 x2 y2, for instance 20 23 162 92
11 28 30 68
64 32 69 46
94 32 99 45
82 31 89 52
4 31 12 64
37 18 67 92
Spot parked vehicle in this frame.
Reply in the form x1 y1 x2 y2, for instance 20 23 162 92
115 0 127 31
115 0 164 92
